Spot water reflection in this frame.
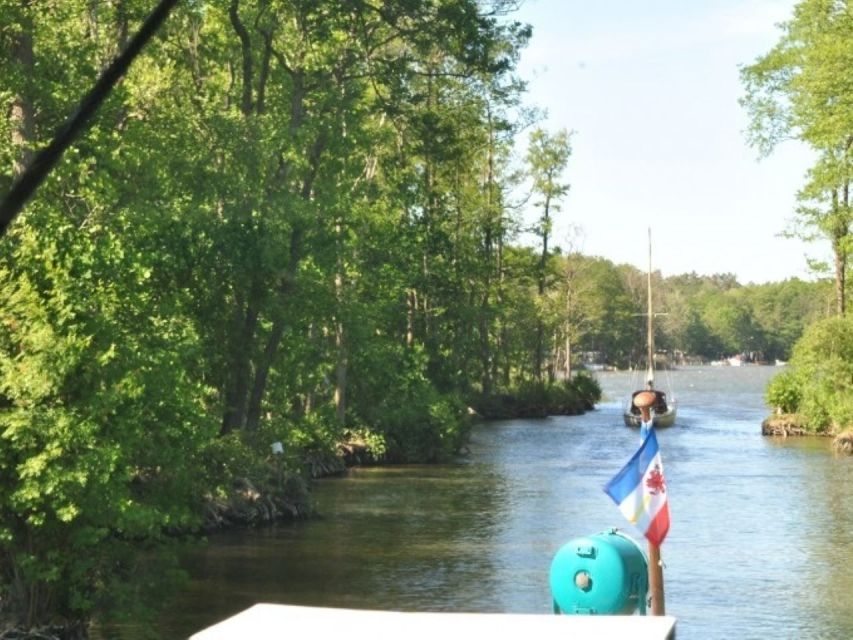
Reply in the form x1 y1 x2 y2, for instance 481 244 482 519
140 366 853 639
796 441 853 638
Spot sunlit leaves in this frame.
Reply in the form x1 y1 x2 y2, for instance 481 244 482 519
740 0 853 312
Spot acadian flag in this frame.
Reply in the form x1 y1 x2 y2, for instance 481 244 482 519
604 426 670 547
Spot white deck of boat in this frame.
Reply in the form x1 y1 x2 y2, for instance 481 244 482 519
190 604 677 639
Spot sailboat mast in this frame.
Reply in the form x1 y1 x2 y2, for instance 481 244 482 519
647 228 654 387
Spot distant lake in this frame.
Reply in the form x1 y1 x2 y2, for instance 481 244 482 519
118 366 853 639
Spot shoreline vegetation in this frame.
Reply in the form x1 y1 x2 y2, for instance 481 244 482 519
0 374 601 640
762 414 853 454
761 316 853 454
200 374 602 533
762 414 853 457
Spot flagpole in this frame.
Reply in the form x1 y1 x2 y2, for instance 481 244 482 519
648 543 665 615
634 392 666 616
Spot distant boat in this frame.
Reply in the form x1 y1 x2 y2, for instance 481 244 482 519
775 359 787 367
623 230 677 429
728 355 746 367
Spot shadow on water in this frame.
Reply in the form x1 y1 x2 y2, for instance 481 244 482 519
105 366 853 639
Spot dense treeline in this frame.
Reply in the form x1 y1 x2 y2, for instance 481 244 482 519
541 251 833 368
0 0 602 633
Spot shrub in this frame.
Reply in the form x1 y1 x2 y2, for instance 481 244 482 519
470 374 601 419
572 372 603 409
0 262 215 630
765 370 802 414
348 345 468 463
773 316 853 433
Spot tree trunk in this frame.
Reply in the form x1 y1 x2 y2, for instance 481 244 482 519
221 296 259 435
245 318 285 430
534 195 551 381
406 289 416 347
334 235 347 424
228 0 253 116
9 19 35 179
479 303 492 396
304 323 316 414
334 318 347 424
497 232 510 387
831 188 847 316
548 330 558 383
843 179 850 316
480 108 496 396
565 331 572 380
833 236 846 316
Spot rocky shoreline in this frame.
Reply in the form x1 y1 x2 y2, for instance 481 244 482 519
200 476 312 532
833 430 853 454
762 413 853 454
199 440 380 532
761 414 814 437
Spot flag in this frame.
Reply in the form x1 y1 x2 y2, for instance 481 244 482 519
639 418 652 442
604 427 670 546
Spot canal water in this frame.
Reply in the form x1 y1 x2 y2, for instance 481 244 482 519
152 366 853 639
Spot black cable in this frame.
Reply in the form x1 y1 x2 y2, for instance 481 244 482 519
0 0 181 238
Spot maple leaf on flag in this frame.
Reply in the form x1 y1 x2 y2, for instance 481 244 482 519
646 465 666 495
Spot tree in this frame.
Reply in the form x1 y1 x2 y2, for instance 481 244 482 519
0 1 219 630
741 0 853 314
524 127 571 379
553 249 589 379
767 315 853 432
0 0 535 631
792 152 852 314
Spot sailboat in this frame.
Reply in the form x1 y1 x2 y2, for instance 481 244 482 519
623 230 677 428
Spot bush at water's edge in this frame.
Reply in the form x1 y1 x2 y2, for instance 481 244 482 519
763 316 853 451
193 374 604 532
471 373 602 420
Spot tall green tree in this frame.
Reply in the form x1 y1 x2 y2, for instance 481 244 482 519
741 0 853 314
524 127 571 379
0 2 220 630
0 0 535 631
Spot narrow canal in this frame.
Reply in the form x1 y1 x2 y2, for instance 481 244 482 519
150 366 853 639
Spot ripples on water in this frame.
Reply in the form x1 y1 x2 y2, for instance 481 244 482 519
146 366 853 639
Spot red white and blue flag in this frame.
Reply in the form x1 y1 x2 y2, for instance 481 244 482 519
604 425 670 547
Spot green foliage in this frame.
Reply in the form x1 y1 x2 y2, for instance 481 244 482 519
473 373 601 419
572 372 603 408
767 316 853 433
347 345 467 463
740 0 853 313
765 370 803 414
0 221 216 627
652 273 829 362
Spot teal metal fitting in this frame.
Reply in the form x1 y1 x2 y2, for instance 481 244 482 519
550 529 648 615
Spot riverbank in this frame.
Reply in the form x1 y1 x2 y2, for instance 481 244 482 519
146 366 853 640
761 413 853 455
200 476 312 532
197 377 603 532
470 375 601 420
761 413 814 437
16 378 607 639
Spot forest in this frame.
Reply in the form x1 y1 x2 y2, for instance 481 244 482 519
0 0 849 636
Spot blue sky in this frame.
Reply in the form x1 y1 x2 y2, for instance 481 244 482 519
512 0 822 284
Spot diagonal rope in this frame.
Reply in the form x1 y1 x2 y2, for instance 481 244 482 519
0 0 181 239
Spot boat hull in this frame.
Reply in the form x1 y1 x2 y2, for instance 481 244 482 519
623 406 677 429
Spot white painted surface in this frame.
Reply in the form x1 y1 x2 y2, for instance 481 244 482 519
191 604 677 640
